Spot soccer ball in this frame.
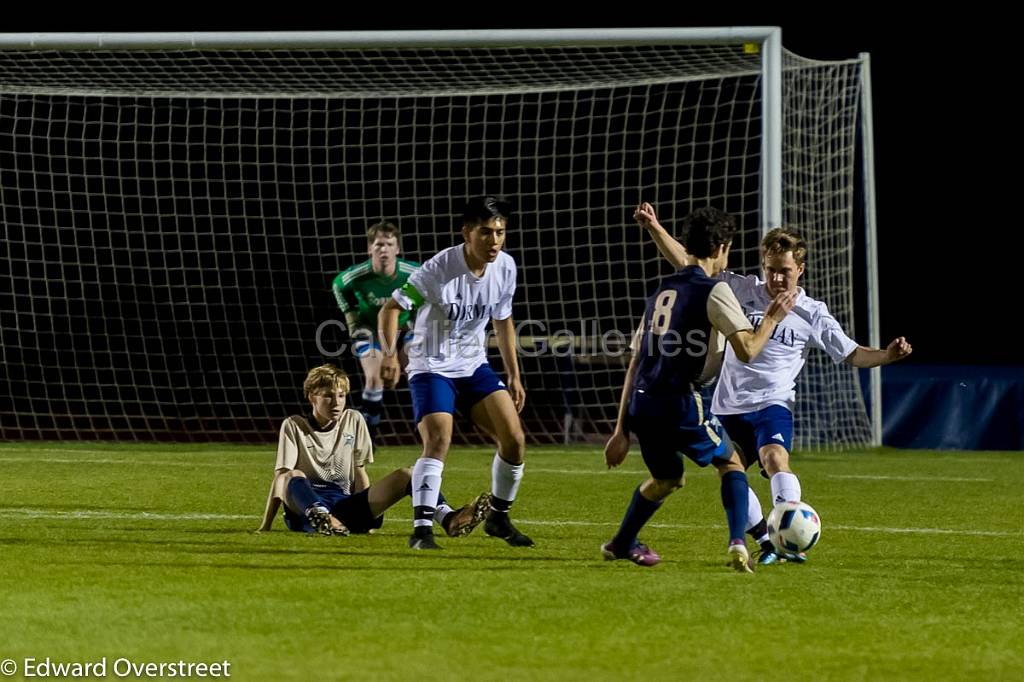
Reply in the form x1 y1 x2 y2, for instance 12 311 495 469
767 501 821 554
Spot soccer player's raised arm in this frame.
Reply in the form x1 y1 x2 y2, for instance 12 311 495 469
634 202 688 269
492 316 525 412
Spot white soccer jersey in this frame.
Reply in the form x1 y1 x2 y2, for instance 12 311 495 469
393 244 516 378
711 271 859 415
274 409 372 493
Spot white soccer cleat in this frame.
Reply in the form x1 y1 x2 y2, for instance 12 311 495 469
728 543 754 574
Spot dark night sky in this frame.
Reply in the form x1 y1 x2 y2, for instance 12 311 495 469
4 8 1014 366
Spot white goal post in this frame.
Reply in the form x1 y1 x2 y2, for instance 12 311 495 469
0 28 880 448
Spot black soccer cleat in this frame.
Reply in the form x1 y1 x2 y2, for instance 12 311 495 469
408 527 442 550
484 511 534 547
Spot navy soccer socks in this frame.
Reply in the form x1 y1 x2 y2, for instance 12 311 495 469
720 470 750 543
611 485 663 550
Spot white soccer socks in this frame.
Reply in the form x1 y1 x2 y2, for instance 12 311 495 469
746 485 765 531
412 457 444 528
770 471 802 505
490 452 523 509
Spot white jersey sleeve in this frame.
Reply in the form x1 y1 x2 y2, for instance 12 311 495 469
492 260 516 320
393 255 446 310
808 300 859 364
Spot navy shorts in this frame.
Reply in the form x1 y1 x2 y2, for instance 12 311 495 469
283 482 384 534
408 363 506 423
628 389 734 481
719 405 794 474
354 330 415 358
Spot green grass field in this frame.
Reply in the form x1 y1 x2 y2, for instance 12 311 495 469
1 442 1022 681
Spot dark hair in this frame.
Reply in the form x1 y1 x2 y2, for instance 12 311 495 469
367 220 400 248
462 195 513 227
679 207 737 258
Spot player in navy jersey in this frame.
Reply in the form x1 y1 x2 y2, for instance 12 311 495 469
635 202 912 564
602 207 796 571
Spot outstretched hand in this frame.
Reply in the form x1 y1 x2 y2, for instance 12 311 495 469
886 336 913 362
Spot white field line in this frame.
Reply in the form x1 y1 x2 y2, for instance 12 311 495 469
0 446 1014 464
826 474 993 482
0 508 252 521
0 457 247 467
0 458 643 473
0 456 999 482
0 448 262 456
0 507 1017 538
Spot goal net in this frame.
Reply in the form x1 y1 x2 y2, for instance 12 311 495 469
0 31 873 448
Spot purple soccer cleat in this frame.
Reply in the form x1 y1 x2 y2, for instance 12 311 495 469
601 540 662 567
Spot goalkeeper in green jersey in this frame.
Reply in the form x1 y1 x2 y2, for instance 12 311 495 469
332 221 419 445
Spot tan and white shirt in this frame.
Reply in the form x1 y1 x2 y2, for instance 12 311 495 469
274 409 372 494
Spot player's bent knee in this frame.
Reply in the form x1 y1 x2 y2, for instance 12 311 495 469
644 475 683 493
648 477 683 498
735 445 757 470
762 446 790 473
510 425 526 449
715 459 746 476
499 429 526 464
421 432 452 456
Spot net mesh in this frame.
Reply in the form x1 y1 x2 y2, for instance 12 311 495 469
0 41 870 448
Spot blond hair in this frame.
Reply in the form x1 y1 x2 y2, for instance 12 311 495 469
303 364 350 397
761 227 807 266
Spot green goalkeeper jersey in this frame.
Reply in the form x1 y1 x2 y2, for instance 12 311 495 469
332 258 419 330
